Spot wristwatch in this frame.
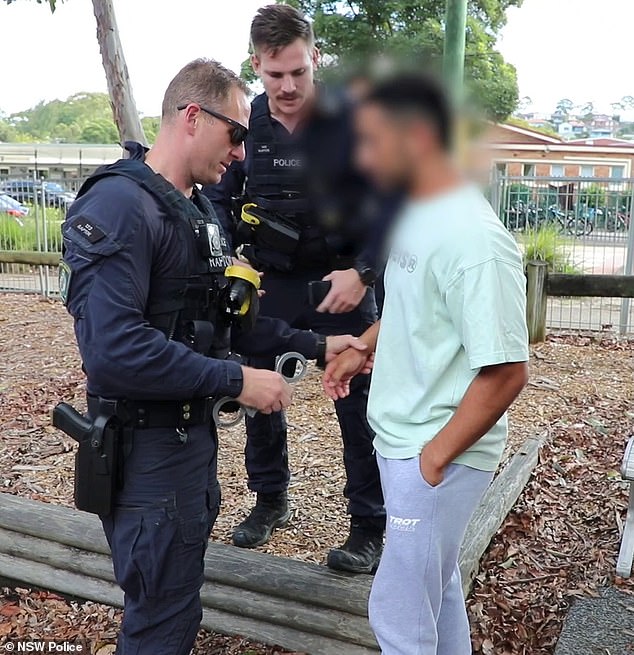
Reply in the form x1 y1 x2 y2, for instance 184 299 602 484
316 334 327 369
354 263 377 286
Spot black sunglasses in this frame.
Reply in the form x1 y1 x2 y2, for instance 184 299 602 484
177 103 248 146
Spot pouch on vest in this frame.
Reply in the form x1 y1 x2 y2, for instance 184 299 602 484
239 203 301 256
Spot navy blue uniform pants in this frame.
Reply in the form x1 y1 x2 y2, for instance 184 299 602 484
245 269 385 520
101 423 220 655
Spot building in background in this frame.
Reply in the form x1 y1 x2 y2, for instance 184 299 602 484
487 123 634 179
0 143 123 179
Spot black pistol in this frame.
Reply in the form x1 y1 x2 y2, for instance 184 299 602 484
52 402 120 516
52 402 92 443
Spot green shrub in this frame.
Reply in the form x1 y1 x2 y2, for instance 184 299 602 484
520 224 580 274
578 183 607 209
502 182 532 212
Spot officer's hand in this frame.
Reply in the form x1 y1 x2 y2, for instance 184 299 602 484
317 269 366 314
322 348 374 400
325 335 368 363
232 258 266 298
238 367 293 414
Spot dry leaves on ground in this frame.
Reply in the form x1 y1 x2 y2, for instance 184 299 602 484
1 294 634 654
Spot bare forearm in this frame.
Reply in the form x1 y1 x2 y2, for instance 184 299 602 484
425 362 528 467
360 320 381 352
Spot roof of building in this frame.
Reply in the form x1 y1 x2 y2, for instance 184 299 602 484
490 122 563 145
566 137 634 147
0 142 123 166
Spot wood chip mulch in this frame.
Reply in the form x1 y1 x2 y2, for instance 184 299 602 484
1 293 634 654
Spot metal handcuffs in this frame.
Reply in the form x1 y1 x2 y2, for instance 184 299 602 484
212 351 308 428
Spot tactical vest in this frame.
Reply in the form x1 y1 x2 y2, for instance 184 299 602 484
75 156 235 359
242 93 362 271
245 93 309 220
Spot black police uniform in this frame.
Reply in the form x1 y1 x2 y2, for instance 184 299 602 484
60 146 324 655
204 91 386 557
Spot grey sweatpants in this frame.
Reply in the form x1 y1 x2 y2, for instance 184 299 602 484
369 454 493 655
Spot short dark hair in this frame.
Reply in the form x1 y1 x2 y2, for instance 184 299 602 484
162 58 249 119
364 73 453 150
250 4 314 55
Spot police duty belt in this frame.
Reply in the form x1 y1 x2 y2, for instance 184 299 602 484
212 351 308 428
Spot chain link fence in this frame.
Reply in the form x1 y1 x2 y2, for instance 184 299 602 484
491 174 634 334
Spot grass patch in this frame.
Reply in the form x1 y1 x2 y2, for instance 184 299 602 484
0 207 64 252
518 223 581 274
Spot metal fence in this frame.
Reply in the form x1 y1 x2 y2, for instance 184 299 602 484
0 173 77 296
3 170 634 335
491 174 634 334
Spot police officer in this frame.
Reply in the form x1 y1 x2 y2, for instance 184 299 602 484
59 58 367 655
204 5 385 573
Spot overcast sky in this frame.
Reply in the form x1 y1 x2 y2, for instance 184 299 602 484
0 0 631 117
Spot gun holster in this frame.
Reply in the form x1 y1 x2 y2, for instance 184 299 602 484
52 400 129 516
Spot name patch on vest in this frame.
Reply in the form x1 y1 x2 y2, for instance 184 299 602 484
69 217 106 244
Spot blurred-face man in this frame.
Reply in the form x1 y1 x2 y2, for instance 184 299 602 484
324 75 529 654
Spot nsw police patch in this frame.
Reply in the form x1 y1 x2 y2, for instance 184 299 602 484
206 224 223 257
58 260 72 305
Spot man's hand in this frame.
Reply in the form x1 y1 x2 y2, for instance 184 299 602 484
232 257 266 298
238 367 293 414
317 269 366 314
322 348 374 400
325 335 368 362
416 361 529 484
419 443 445 488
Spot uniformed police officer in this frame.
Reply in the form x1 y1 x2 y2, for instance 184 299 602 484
204 5 385 574
59 58 368 655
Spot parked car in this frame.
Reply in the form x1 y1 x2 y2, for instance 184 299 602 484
1 179 39 204
0 193 29 226
1 179 76 209
42 181 76 208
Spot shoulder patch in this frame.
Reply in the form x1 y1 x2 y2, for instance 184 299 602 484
58 260 72 306
69 216 106 244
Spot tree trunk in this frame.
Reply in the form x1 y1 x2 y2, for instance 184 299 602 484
91 0 147 146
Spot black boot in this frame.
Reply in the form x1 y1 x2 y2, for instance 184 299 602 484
232 491 291 548
327 518 384 574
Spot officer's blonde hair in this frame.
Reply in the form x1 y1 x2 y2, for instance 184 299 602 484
161 58 249 120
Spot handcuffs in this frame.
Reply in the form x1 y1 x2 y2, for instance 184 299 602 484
212 351 308 428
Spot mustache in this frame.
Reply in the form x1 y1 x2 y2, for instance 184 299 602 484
278 93 300 100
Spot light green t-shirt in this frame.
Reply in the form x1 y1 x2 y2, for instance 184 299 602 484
367 184 529 471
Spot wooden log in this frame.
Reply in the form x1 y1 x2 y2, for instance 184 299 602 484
0 552 378 654
0 429 542 655
0 526 376 648
459 435 544 594
201 608 378 655
203 542 371 617
0 494 372 617
526 260 548 343
547 273 634 298
0 527 114 582
0 552 123 608
0 250 61 266
0 495 109 553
